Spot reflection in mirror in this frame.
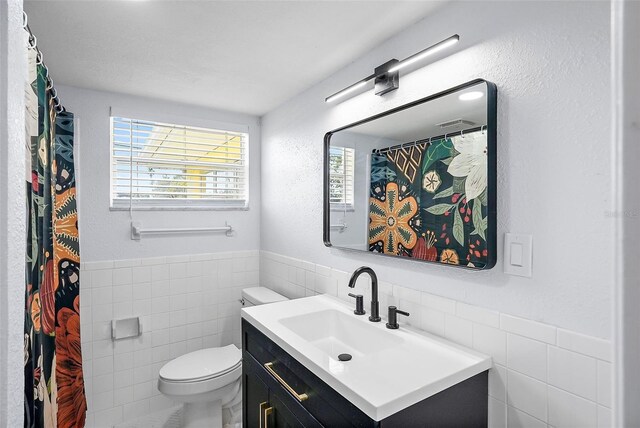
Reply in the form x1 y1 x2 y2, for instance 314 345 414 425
324 80 496 270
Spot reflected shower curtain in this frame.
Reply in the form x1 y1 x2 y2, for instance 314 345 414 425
24 46 87 427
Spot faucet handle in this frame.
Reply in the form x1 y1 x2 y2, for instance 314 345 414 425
348 293 366 315
386 306 410 329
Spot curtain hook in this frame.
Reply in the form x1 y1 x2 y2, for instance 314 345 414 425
481 125 486 135
28 34 37 50
460 129 465 139
36 50 42 65
46 76 53 91
23 11 28 29
444 133 448 140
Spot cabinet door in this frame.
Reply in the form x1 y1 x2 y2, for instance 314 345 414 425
243 358 270 428
270 393 305 428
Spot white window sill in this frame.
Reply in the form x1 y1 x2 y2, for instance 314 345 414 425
110 202 249 211
330 205 355 212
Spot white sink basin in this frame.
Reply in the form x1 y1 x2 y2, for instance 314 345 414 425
279 309 402 357
242 294 491 421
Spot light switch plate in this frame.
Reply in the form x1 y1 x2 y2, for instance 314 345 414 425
504 233 532 277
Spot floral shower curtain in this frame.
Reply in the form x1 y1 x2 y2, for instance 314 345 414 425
369 131 489 268
24 45 87 427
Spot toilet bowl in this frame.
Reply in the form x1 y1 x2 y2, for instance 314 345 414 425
157 287 288 428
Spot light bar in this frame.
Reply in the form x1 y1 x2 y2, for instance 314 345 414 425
325 34 460 103
325 79 372 103
388 34 460 73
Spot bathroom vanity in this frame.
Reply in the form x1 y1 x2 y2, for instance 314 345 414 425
241 295 491 427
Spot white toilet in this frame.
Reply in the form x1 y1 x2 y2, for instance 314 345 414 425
157 287 288 428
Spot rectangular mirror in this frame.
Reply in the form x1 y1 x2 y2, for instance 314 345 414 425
323 79 497 269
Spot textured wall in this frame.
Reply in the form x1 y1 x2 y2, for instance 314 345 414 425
56 85 262 262
261 1 612 338
0 1 26 426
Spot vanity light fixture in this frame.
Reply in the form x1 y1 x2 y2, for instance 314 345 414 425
325 34 460 103
325 80 369 103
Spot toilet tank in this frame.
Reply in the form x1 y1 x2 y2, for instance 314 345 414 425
241 287 288 307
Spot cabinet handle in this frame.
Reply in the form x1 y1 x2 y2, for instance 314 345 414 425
259 401 272 428
264 361 309 402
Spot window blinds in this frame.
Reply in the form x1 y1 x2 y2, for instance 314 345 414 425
328 146 355 207
111 117 248 208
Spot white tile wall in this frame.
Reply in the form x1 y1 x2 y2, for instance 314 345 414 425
260 251 613 428
79 251 259 428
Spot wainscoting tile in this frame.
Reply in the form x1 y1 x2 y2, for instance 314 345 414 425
132 266 151 283
113 268 133 285
473 324 506 366
419 307 445 337
500 313 557 344
140 256 166 266
488 364 507 402
506 370 547 422
91 269 113 288
597 360 612 408
420 292 456 314
557 328 612 362
488 397 506 428
84 260 115 271
457 302 500 328
506 333 547 382
597 405 612 428
114 259 141 269
93 406 124 428
507 406 546 428
444 314 473 348
548 346 597 401
547 386 597 428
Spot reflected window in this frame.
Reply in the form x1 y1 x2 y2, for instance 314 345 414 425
328 146 355 209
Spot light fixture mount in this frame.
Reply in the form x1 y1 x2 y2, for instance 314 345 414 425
325 34 460 103
374 59 400 96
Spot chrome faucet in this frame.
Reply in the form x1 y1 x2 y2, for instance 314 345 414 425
348 266 380 322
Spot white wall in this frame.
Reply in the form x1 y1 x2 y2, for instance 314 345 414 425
0 1 25 427
57 85 262 262
261 1 612 339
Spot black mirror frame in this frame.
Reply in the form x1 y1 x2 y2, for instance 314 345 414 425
323 78 497 270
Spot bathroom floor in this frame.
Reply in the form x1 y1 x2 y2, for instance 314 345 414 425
113 404 242 428
114 407 183 428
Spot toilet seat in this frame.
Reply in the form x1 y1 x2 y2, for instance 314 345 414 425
157 345 242 399
161 360 242 383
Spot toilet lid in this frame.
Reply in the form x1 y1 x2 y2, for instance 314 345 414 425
159 345 242 382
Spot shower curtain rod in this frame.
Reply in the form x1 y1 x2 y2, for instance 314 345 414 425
22 11 64 113
373 125 487 155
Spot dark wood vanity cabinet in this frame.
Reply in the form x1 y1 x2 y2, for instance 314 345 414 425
242 319 488 428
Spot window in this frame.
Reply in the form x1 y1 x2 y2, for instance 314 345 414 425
328 146 355 209
110 116 248 209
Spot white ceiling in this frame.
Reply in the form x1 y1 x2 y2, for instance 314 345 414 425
24 1 444 116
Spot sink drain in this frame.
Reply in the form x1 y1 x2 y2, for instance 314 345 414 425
338 353 352 361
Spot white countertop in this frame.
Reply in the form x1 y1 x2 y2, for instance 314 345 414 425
241 294 491 421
